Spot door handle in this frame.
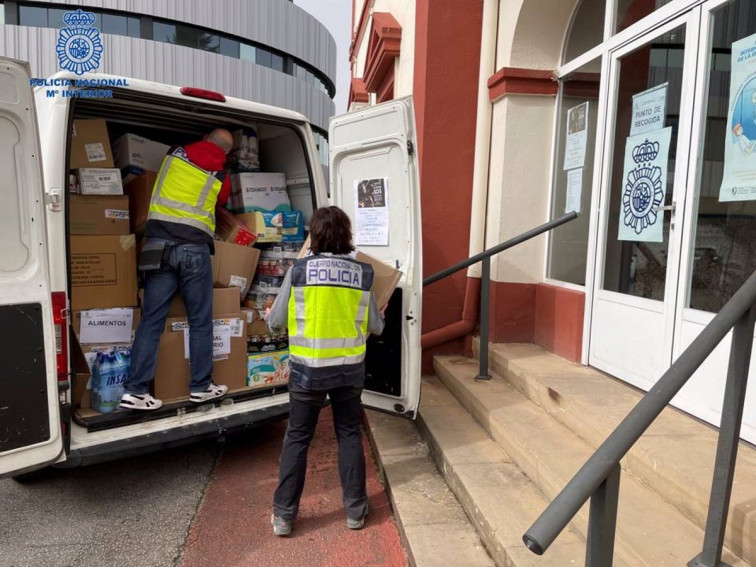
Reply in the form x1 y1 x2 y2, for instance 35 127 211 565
651 202 676 214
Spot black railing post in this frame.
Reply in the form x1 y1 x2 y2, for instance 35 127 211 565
689 306 756 567
586 463 621 567
476 256 491 381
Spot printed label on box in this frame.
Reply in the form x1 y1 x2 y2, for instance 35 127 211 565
104 209 130 220
229 318 244 338
85 143 106 162
79 308 134 344
229 275 248 296
71 253 117 286
184 325 231 361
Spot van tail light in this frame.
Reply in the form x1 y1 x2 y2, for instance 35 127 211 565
180 87 226 102
52 292 69 381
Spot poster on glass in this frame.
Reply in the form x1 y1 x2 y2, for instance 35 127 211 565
563 102 589 171
618 127 672 243
720 33 756 202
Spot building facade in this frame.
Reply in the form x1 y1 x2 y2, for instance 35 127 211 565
351 0 756 444
0 0 336 162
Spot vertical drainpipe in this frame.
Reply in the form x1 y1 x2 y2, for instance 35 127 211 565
420 0 500 350
468 0 498 277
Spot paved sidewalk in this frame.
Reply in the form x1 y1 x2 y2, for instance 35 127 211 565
180 407 408 567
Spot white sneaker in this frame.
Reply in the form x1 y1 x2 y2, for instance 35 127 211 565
120 393 163 411
190 382 228 403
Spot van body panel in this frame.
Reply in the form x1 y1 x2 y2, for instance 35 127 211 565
329 97 422 417
0 57 64 478
1 69 420 473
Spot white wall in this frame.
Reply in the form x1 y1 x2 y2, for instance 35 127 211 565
351 0 416 100
487 95 556 283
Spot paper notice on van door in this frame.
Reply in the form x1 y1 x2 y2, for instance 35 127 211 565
630 83 667 136
184 325 231 361
563 102 589 171
355 178 389 246
79 308 134 344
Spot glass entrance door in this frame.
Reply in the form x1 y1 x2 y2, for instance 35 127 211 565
589 11 700 389
673 0 756 443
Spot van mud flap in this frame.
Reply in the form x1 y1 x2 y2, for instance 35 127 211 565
0 303 50 453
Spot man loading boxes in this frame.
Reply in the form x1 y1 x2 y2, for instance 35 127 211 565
119 128 234 411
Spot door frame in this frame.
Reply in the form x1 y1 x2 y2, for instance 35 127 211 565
587 9 703 384
673 0 735 350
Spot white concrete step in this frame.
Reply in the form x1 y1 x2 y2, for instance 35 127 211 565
435 355 750 566
418 375 589 567
365 408 495 567
477 341 756 565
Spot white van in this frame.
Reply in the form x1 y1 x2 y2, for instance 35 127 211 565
0 57 422 480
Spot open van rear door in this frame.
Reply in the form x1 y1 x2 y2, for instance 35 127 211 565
329 97 422 418
0 58 64 477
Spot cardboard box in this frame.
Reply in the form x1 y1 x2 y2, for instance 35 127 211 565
215 207 257 246
70 119 114 169
78 168 124 195
167 287 241 318
70 235 138 310
247 350 289 390
72 307 141 344
241 307 275 337
69 195 130 235
154 313 247 401
229 172 289 213
211 241 260 298
123 172 157 232
298 237 402 309
112 133 169 183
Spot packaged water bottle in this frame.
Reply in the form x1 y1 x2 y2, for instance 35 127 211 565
92 350 131 413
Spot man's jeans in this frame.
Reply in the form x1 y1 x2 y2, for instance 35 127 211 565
273 384 367 521
124 240 214 396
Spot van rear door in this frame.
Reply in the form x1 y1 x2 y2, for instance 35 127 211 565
0 58 64 477
329 97 422 418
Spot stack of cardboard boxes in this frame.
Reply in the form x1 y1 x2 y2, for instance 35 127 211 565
68 122 401 415
220 132 305 391
69 122 296 414
69 119 139 413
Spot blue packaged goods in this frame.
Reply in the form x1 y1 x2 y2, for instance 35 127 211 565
260 211 304 242
91 349 131 413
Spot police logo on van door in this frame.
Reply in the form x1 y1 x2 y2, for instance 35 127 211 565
56 9 103 76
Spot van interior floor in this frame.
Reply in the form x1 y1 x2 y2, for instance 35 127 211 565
73 385 290 432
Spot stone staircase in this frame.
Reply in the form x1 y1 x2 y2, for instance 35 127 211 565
369 342 756 566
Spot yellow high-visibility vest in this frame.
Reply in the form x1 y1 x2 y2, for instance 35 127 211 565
288 255 374 368
147 150 223 236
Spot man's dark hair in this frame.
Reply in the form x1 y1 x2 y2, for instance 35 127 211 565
309 206 355 255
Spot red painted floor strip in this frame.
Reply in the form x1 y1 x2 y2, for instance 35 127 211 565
180 407 408 567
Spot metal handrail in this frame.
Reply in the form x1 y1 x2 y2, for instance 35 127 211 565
423 212 578 287
423 212 578 380
523 268 756 567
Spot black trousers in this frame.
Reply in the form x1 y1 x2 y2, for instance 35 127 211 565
273 384 367 521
